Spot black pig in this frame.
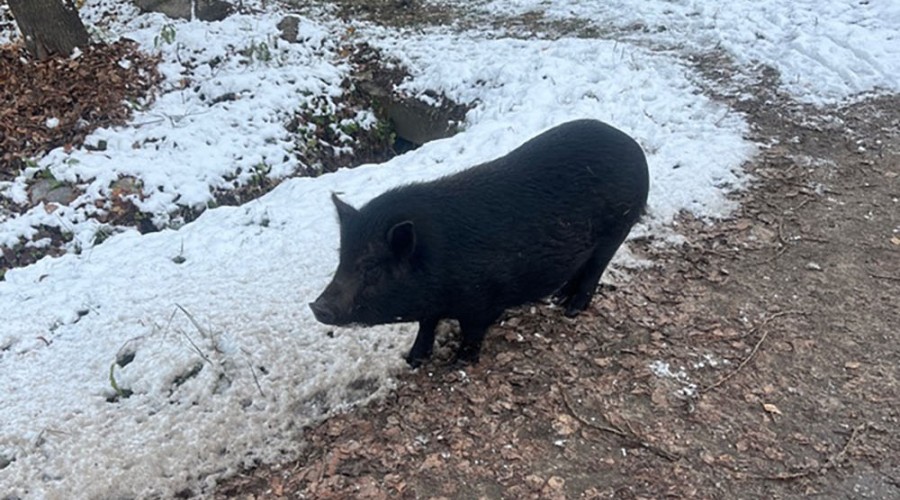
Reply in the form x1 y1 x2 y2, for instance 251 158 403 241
310 119 649 367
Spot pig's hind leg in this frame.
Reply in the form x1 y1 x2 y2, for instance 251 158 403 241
406 317 439 368
455 312 502 365
559 236 626 317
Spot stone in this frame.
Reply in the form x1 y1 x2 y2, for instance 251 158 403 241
133 0 232 22
133 0 191 20
196 0 232 22
29 178 78 206
277 16 300 43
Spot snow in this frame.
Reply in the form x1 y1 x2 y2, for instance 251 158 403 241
2 11 350 250
362 29 751 223
648 360 698 397
469 0 900 105
0 0 897 497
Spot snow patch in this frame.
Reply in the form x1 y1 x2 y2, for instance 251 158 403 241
649 360 698 397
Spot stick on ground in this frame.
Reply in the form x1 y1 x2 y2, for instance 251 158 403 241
701 310 807 393
560 389 680 462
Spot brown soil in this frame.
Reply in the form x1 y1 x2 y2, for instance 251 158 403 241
214 7 900 500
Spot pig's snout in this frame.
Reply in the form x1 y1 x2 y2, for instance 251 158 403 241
309 299 338 325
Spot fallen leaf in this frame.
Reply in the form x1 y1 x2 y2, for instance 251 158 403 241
420 453 442 470
552 414 578 436
495 352 515 365
546 476 565 490
762 403 783 415
524 474 544 491
270 475 284 496
650 386 669 407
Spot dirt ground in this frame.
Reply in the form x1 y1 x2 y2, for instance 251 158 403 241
214 5 900 499
214 94 899 500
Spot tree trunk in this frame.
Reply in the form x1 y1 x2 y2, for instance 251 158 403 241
7 0 89 60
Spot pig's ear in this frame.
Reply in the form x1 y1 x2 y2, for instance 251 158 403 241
387 221 416 259
331 193 358 224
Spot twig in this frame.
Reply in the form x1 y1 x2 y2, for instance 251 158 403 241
701 310 806 393
776 221 789 248
161 307 179 335
246 359 266 398
798 234 830 243
241 347 267 398
175 304 213 365
762 247 789 263
823 423 866 470
688 242 739 260
560 389 680 462
745 422 868 481
176 303 209 337
870 273 900 282
791 197 814 211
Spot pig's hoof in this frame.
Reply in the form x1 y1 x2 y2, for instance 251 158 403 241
564 305 582 317
405 350 432 368
451 355 478 368
453 345 481 366
564 294 591 317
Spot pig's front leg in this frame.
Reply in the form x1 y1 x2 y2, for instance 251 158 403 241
405 317 439 368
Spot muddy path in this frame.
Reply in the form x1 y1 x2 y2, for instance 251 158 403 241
215 6 900 498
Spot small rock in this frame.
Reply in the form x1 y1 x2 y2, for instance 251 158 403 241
805 261 823 271
196 0 232 22
133 0 232 21
29 178 78 205
278 16 300 43
84 139 108 151
133 0 191 19
116 350 136 367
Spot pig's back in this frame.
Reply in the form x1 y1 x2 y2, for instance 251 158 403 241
428 119 648 236
441 119 643 198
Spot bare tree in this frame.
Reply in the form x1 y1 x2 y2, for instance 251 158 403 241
7 0 89 60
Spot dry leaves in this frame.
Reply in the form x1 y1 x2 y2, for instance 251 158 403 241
0 40 161 175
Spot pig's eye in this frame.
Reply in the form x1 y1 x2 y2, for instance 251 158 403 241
357 258 384 284
362 265 383 284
